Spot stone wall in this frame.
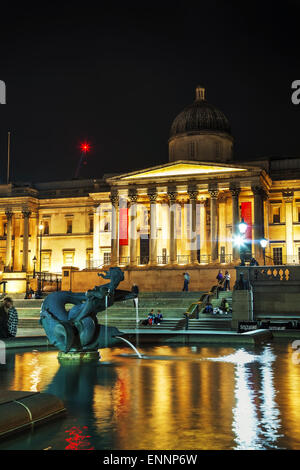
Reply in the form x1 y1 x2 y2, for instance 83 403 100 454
235 265 300 317
62 265 237 293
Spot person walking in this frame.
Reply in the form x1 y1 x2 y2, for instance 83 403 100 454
0 297 18 338
182 272 190 291
224 271 231 291
216 270 224 290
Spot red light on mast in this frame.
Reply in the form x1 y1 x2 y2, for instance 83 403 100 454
80 142 90 153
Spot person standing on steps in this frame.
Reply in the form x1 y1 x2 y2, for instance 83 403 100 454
182 272 190 291
224 271 231 291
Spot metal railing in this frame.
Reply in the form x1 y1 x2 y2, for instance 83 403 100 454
219 253 232 264
177 255 190 265
137 256 149 265
85 253 235 269
157 255 169 265
35 272 62 291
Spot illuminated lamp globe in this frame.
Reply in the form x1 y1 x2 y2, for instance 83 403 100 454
238 219 247 234
260 238 268 249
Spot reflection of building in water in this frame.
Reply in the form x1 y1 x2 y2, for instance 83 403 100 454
273 346 300 448
11 351 59 391
95 346 237 450
4 345 300 449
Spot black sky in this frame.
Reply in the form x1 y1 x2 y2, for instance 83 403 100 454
0 1 299 183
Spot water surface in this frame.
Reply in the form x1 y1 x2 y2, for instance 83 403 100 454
0 342 299 450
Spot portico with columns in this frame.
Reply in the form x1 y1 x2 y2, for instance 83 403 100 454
106 160 271 269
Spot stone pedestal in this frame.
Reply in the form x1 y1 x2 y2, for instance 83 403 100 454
1 272 27 294
231 289 253 329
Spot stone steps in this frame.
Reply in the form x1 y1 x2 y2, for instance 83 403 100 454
18 317 180 330
188 319 232 331
15 292 200 326
105 318 180 329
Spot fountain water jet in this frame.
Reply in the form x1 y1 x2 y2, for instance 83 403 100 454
115 336 143 358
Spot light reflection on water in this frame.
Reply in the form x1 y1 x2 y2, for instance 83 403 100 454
0 343 300 450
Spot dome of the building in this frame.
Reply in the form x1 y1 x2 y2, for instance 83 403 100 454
170 86 231 138
168 86 234 164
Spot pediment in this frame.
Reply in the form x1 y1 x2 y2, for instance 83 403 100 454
107 160 252 183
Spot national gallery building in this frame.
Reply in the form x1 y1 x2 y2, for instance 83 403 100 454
1 85 300 291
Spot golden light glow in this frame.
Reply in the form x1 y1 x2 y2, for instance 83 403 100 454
121 163 246 180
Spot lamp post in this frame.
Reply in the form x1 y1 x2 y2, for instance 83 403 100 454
233 218 248 265
37 223 44 296
260 238 268 265
32 256 37 278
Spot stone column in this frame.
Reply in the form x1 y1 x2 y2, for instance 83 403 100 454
230 185 241 262
148 187 158 265
252 185 264 261
5 211 13 271
167 189 178 265
110 191 119 266
128 188 138 266
188 187 198 264
282 190 294 263
22 210 31 272
218 194 227 262
93 205 100 267
208 187 219 262
199 199 207 262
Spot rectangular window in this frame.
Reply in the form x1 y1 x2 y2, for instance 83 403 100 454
273 247 283 265
103 211 111 232
66 220 73 234
41 251 51 272
272 207 280 224
3 223 7 236
89 218 93 233
63 250 75 266
86 249 93 268
43 220 49 235
103 252 111 265
298 207 300 223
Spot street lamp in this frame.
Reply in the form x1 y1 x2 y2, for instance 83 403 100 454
233 219 248 265
260 238 268 265
238 218 247 235
37 223 44 297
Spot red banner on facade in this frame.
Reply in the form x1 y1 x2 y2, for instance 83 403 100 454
119 208 128 246
241 202 252 241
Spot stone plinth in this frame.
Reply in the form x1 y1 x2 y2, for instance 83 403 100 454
1 272 27 294
231 289 253 329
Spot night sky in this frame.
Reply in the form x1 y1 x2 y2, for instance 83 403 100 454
0 1 299 183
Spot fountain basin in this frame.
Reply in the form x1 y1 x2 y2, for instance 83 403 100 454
0 391 65 440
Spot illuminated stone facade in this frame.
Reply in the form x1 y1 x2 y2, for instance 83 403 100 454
0 87 300 292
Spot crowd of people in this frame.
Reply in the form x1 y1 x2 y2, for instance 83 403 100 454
141 309 163 326
203 298 231 315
